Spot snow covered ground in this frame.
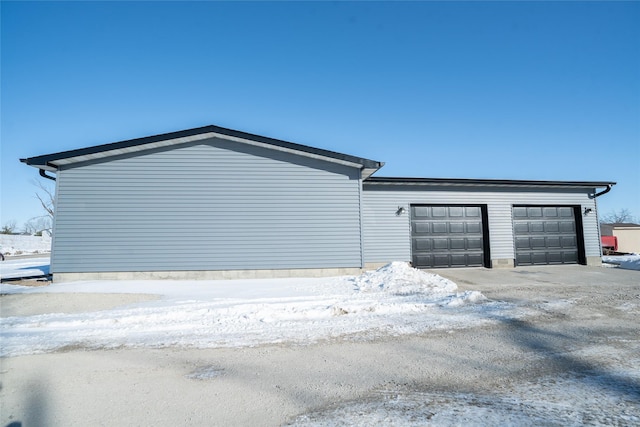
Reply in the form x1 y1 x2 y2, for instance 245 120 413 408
0 234 51 256
602 254 640 270
1 262 508 357
2 251 636 357
0 256 50 279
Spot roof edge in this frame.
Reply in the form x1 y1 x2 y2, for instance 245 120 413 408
365 177 616 188
601 222 640 228
20 124 383 172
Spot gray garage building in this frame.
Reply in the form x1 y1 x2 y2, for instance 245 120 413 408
21 125 615 282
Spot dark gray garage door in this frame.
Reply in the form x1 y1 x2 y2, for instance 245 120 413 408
411 205 486 268
513 206 580 266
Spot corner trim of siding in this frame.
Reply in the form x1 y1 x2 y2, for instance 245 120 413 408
358 178 365 268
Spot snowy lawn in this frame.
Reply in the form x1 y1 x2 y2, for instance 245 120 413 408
0 234 51 256
0 262 511 357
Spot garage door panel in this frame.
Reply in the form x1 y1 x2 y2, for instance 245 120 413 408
449 207 464 217
432 207 447 217
467 254 484 266
559 222 575 233
414 207 430 218
414 255 432 266
544 222 560 232
450 238 466 250
532 253 549 264
516 253 532 265
465 207 481 217
414 238 431 251
432 238 449 250
559 207 574 217
530 223 545 233
467 238 483 250
411 205 486 268
546 237 561 248
531 237 546 248
433 223 448 233
449 223 465 233
450 254 467 266
513 207 528 217
413 223 430 234
561 236 577 247
433 254 450 266
466 223 482 233
514 223 529 234
513 205 579 266
528 207 543 217
547 252 564 264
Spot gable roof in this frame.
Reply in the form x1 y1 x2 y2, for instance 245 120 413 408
20 124 617 190
20 124 384 179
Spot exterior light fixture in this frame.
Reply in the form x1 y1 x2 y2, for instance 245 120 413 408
396 206 406 216
583 207 593 215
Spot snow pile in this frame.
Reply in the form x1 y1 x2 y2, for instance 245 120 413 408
353 261 458 295
602 254 640 271
0 234 51 256
0 262 503 357
352 262 485 308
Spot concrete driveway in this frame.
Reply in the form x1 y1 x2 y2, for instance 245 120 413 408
437 263 638 298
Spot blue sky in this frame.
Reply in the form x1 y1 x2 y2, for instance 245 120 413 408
2 1 639 228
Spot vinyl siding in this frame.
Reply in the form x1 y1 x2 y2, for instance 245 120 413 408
362 184 600 264
52 138 363 273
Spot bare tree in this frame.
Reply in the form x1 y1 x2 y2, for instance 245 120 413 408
1 220 18 234
23 217 52 235
36 181 55 219
33 179 55 220
600 208 637 224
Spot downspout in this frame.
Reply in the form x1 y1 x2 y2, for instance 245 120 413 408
358 169 366 270
593 184 612 198
39 169 56 181
592 184 612 261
